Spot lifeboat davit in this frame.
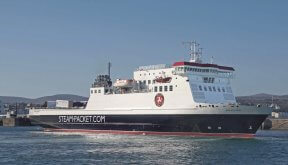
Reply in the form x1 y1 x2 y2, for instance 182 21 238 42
113 79 134 88
154 77 172 83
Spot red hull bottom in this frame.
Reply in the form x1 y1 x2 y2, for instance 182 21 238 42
44 128 255 138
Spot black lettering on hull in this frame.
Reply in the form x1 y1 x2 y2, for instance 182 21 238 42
58 115 105 123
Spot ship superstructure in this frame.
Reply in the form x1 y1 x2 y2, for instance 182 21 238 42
87 41 235 110
29 41 271 137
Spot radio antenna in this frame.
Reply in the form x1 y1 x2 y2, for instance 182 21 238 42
182 41 203 63
108 62 112 77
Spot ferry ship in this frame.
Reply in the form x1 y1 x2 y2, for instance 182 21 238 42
29 41 271 138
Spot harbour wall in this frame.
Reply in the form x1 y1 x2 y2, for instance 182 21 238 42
262 118 288 130
0 117 31 127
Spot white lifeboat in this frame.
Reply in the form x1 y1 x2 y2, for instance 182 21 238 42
113 79 134 88
154 76 172 83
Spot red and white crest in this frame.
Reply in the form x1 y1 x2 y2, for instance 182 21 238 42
155 93 164 107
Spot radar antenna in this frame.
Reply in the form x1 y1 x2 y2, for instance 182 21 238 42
182 41 203 63
108 62 112 78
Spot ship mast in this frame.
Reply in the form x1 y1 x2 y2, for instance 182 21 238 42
182 41 203 63
108 62 112 78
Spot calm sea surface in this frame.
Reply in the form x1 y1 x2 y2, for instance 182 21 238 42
0 127 287 165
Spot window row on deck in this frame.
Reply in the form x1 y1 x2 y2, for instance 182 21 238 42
91 89 102 94
154 85 173 92
198 85 232 93
176 67 233 77
139 80 155 85
176 67 218 73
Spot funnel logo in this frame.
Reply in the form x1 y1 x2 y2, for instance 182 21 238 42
155 93 164 107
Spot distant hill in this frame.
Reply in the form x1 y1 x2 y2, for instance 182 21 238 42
236 94 288 112
0 94 88 104
0 96 32 104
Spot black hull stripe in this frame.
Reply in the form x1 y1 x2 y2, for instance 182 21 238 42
30 114 268 134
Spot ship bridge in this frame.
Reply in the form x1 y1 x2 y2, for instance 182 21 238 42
171 41 237 105
173 61 234 78
175 61 236 104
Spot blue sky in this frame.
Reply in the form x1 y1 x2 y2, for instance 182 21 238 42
0 0 287 98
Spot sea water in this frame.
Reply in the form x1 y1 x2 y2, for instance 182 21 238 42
0 127 287 165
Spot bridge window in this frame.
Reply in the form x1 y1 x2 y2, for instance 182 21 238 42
209 78 214 83
184 67 187 72
159 86 163 92
91 90 93 94
94 90 97 93
208 86 212 91
169 85 173 91
204 86 207 91
164 86 168 92
154 86 158 92
203 77 215 83
217 87 221 92
177 67 184 71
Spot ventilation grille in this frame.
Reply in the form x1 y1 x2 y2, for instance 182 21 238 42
192 92 205 100
223 94 235 100
190 83 199 91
